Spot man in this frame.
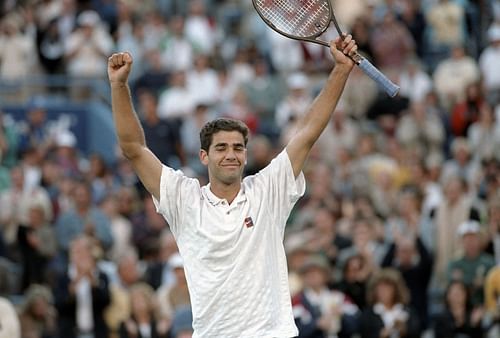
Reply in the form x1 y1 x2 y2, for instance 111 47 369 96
54 235 111 338
108 35 357 337
447 220 495 306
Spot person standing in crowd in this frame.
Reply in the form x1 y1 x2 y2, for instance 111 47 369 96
447 221 495 306
54 235 111 338
118 283 169 338
17 201 57 291
433 280 485 338
55 179 113 254
18 284 57 338
136 89 186 168
108 34 358 336
292 255 359 338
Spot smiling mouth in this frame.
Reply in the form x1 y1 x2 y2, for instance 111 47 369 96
221 163 240 169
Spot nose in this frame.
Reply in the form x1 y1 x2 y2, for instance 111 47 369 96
225 147 237 160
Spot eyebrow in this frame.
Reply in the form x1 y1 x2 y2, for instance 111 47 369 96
214 142 245 148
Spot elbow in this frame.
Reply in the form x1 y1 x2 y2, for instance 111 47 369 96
119 141 144 160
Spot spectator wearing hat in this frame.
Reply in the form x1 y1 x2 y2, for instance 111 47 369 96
18 284 57 338
275 72 313 131
52 129 81 178
479 24 500 106
65 10 113 79
432 175 481 289
447 220 495 306
359 268 421 338
156 253 190 323
292 255 359 338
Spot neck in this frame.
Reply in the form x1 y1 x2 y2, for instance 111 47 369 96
209 180 241 204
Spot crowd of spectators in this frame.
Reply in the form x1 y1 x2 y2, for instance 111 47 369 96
1 0 500 337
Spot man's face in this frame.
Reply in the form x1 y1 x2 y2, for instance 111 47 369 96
462 233 481 258
200 131 247 185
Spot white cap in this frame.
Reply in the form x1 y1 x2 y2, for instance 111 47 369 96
168 253 184 269
487 25 500 42
55 130 76 148
78 10 100 27
457 220 481 236
287 72 309 89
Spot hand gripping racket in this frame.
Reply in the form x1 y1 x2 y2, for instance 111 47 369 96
252 0 400 97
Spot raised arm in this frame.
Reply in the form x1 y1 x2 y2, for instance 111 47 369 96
286 36 357 177
108 52 162 199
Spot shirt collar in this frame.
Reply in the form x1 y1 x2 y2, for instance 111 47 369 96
203 183 247 206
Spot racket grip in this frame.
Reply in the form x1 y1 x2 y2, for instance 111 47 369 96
357 58 400 97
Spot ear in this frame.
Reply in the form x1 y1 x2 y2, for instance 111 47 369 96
199 149 209 166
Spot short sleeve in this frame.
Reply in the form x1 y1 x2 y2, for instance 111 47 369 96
245 149 305 230
152 165 200 235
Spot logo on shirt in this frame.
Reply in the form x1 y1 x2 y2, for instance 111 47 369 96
244 216 254 228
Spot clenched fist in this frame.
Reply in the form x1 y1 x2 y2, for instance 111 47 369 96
108 52 133 85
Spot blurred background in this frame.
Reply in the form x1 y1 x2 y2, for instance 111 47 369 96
0 0 499 337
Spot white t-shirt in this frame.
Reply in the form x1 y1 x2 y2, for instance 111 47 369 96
153 150 305 338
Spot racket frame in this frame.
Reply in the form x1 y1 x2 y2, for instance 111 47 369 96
252 0 400 97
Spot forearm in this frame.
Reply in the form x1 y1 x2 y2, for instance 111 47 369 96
111 83 146 158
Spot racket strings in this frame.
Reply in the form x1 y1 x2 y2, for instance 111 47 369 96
255 0 330 37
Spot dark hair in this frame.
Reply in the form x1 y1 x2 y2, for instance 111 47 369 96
199 118 250 152
366 268 410 306
444 280 472 310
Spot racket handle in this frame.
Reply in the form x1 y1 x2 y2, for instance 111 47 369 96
357 58 400 97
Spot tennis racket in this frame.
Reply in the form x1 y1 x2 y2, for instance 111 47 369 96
252 0 400 97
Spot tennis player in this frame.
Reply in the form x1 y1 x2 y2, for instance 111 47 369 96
108 35 358 337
